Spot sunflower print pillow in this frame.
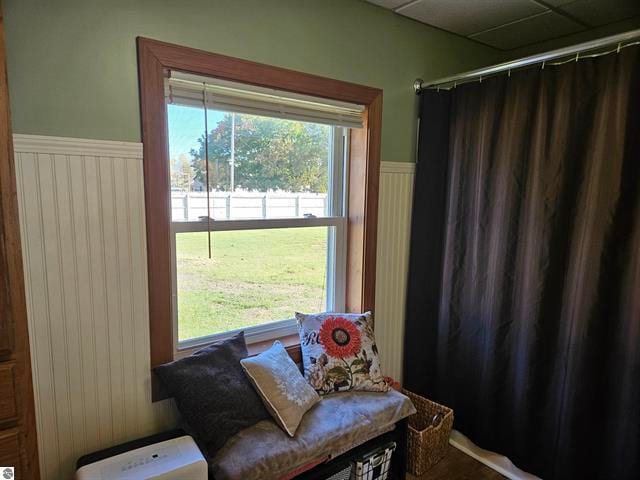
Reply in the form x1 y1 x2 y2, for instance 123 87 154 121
295 311 389 395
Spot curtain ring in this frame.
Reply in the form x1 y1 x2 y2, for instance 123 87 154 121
479 76 482 83
454 81 457 89
541 61 545 70
575 52 580 62
617 42 622 53
436 86 440 93
508 69 511 77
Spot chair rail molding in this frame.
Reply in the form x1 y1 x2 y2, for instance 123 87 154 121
379 161 415 174
13 134 143 158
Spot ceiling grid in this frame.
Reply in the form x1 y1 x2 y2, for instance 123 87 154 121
365 0 640 50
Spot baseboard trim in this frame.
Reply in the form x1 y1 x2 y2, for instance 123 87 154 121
449 430 541 480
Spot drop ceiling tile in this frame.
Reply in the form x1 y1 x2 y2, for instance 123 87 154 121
471 11 585 50
365 0 412 9
559 0 640 27
396 0 547 36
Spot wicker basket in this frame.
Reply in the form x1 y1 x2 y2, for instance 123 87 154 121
403 389 454 476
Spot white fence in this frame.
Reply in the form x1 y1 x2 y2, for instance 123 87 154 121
171 191 328 221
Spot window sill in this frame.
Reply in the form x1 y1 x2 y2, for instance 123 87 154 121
247 333 302 364
174 319 298 359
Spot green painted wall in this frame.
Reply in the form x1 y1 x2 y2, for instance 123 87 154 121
4 0 500 163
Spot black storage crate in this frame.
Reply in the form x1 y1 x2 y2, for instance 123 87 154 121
352 441 396 480
296 421 407 480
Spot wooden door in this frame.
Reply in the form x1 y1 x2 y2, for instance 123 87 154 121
0 3 40 479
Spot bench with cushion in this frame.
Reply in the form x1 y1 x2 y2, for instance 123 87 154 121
210 388 415 479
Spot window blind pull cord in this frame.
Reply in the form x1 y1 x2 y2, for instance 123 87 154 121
203 83 212 259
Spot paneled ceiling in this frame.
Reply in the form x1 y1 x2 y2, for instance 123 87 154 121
365 0 640 50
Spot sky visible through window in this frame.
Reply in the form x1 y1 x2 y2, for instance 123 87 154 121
168 104 224 160
167 104 331 196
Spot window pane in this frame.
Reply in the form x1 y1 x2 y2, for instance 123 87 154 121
167 105 334 222
176 227 328 342
167 103 202 196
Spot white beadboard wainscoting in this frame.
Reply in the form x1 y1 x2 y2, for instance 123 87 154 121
13 135 177 479
13 134 415 479
375 161 415 382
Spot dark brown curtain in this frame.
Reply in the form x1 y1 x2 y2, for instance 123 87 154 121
405 45 640 479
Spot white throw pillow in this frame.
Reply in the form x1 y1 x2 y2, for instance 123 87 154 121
241 341 320 436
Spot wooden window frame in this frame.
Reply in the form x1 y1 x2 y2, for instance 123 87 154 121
137 37 382 400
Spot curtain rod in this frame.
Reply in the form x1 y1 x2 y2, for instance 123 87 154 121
414 28 640 93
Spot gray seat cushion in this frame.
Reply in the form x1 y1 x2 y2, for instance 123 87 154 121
209 389 416 480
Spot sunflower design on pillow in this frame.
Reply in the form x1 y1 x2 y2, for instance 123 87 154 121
296 312 389 394
320 317 362 357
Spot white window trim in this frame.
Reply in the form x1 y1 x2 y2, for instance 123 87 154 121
170 126 348 355
172 216 344 233
326 127 348 313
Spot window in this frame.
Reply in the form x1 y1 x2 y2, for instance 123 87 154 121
165 83 354 348
138 38 381 395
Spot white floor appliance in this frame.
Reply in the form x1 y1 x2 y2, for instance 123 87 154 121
75 435 207 480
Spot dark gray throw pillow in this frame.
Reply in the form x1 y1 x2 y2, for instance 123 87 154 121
153 332 269 454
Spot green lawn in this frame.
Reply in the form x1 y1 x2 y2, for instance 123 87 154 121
176 227 328 341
